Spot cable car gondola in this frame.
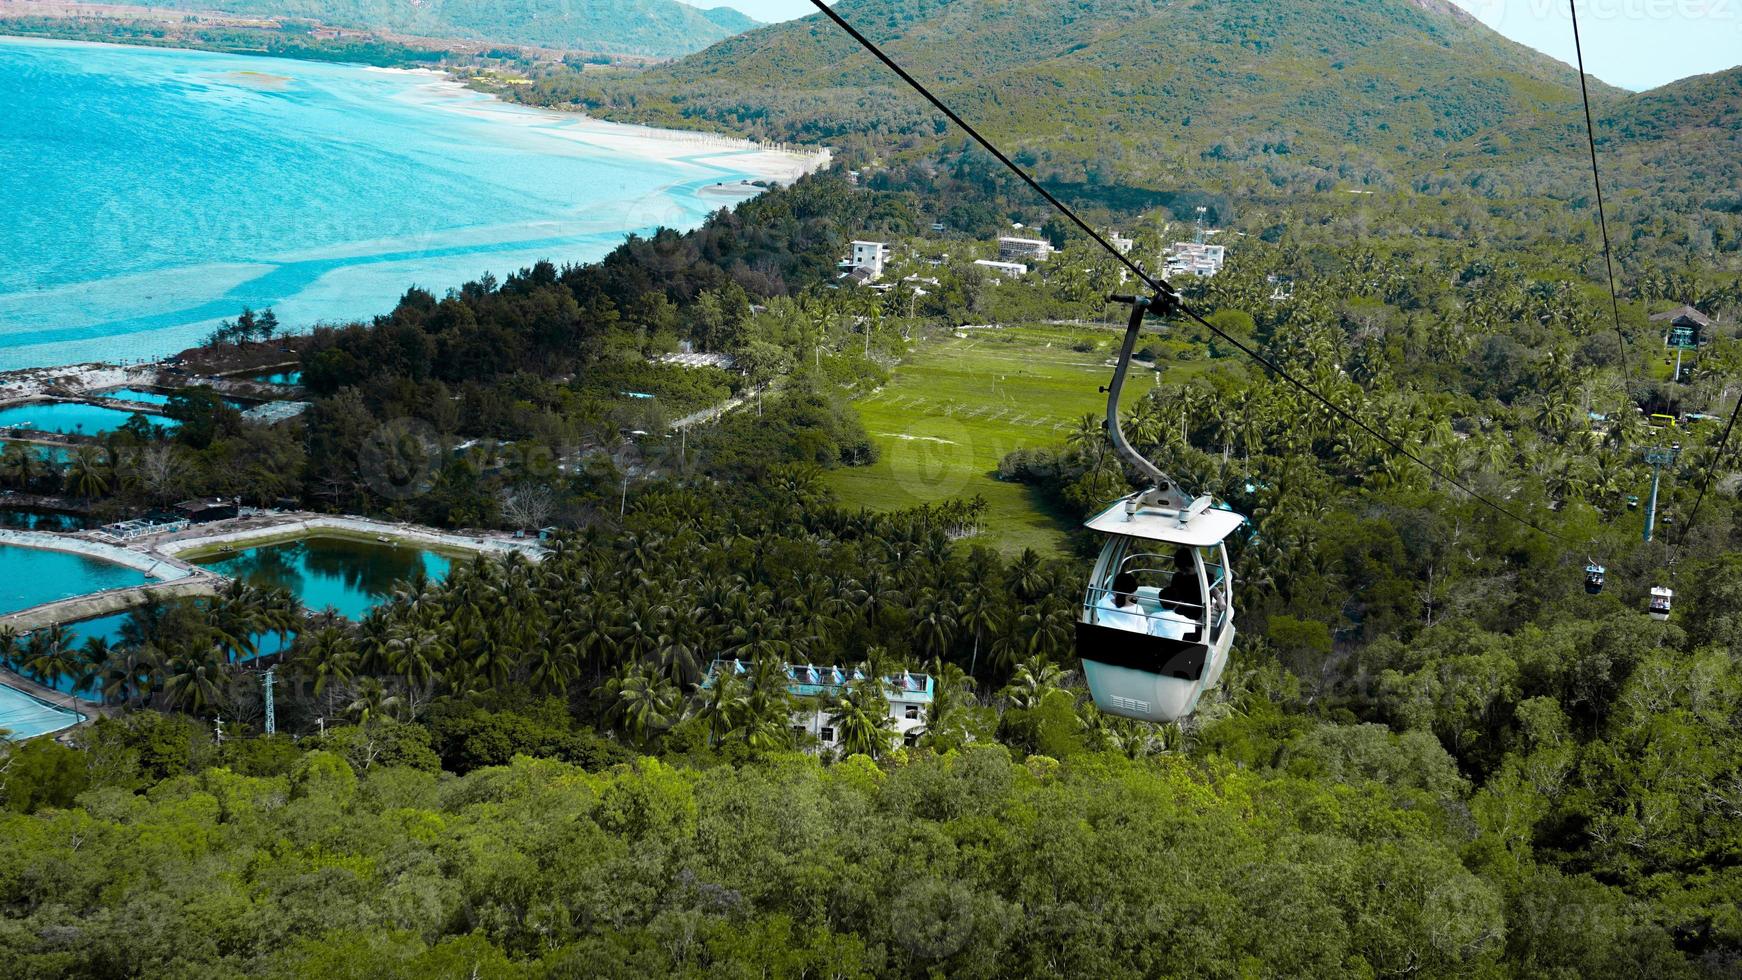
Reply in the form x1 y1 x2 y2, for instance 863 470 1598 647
1648 586 1673 621
1584 562 1606 595
1078 294 1245 723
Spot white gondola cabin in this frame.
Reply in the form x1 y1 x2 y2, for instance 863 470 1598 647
1078 492 1240 722
1649 586 1673 621
1584 563 1606 595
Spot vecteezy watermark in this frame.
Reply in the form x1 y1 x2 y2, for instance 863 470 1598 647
1461 0 1737 24
888 416 976 501
358 418 442 501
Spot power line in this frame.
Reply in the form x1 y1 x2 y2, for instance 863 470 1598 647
1568 0 1633 392
805 0 1572 545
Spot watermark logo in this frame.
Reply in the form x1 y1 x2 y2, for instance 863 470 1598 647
358 417 442 501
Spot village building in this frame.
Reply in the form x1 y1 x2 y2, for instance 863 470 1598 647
1650 305 1718 348
998 236 1054 263
705 659 934 751
973 259 1028 282
1164 241 1226 278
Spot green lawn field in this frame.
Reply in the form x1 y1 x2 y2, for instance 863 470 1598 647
827 325 1136 554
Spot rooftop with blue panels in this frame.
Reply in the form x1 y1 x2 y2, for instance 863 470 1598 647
707 659 933 703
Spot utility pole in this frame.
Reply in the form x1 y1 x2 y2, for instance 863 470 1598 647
213 715 224 748
1642 444 1678 542
316 716 325 737
263 666 276 737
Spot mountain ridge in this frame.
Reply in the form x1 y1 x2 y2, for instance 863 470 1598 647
122 0 764 58
574 0 1735 205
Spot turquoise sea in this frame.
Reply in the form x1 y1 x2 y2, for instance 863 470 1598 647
0 37 774 371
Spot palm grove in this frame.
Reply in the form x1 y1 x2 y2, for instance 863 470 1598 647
0 86 1740 974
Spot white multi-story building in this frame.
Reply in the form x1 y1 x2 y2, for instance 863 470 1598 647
838 240 890 281
998 236 1054 263
1164 242 1226 278
973 259 1028 282
705 659 934 750
1108 230 1135 256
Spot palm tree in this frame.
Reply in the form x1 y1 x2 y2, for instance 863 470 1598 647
827 677 896 759
917 657 974 752
65 444 109 499
344 675 403 727
208 580 264 664
103 642 161 708
605 662 681 748
23 624 77 695
909 589 958 661
160 647 227 714
0 442 42 491
693 668 748 746
291 626 357 716
1003 656 1066 712
72 637 112 704
0 625 20 670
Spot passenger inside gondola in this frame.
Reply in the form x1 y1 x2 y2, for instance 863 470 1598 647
1155 546 1201 611
1095 571 1152 634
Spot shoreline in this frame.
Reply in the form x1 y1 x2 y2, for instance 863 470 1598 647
0 34 830 374
0 33 828 185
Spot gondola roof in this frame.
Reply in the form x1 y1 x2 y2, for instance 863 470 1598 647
1085 494 1245 547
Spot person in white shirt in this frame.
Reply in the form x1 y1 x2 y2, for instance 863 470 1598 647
1095 571 1153 634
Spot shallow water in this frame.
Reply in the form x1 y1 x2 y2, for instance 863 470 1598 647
1 37 774 370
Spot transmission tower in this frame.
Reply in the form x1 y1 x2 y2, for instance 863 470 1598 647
263 667 277 737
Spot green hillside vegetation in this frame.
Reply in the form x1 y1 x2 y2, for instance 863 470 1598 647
2 162 1741 970
491 0 1738 242
556 0 1605 183
132 0 762 58
2 0 1742 967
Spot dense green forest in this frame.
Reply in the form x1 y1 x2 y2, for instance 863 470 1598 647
4 0 1742 972
2 155 1740 973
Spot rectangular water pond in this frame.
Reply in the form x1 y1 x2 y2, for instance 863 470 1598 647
0 401 176 437
193 535 454 621
0 507 88 532
98 387 246 409
0 441 72 464
0 543 151 616
0 683 81 740
246 370 301 386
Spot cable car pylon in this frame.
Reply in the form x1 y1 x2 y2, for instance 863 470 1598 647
1641 444 1678 542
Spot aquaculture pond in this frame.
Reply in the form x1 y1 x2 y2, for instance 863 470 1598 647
247 370 301 386
0 684 81 740
0 507 88 532
97 387 246 409
194 534 454 621
0 441 72 464
0 401 175 436
0 543 149 616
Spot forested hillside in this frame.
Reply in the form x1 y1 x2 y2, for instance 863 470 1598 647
129 0 761 58
2 0 1740 974
554 0 1603 184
